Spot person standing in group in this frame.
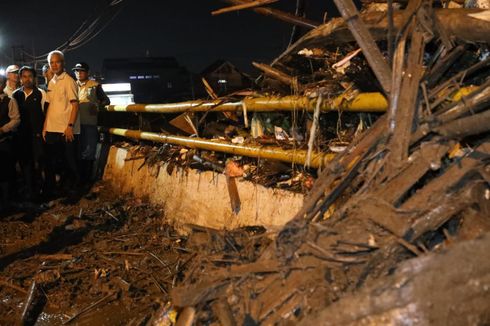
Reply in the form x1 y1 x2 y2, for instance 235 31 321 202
42 50 80 199
3 65 20 98
0 75 20 212
12 66 47 201
72 62 110 185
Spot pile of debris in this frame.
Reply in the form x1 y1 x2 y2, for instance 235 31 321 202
0 187 271 325
1 0 490 324
103 1 490 197
158 0 490 325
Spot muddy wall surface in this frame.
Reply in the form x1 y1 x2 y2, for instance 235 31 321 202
103 146 304 231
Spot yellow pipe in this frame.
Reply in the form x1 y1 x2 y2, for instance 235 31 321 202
108 128 336 168
106 92 388 114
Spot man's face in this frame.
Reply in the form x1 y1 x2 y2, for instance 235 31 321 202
7 72 19 84
49 54 64 75
75 70 88 82
20 70 34 89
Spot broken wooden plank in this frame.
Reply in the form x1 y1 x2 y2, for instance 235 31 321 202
401 140 490 212
252 62 298 88
221 0 319 29
212 0 278 15
332 0 392 94
435 109 490 138
405 181 481 241
386 26 425 169
375 140 451 205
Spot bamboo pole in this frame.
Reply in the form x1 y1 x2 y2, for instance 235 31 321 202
253 62 298 87
106 92 389 114
108 128 336 168
221 0 319 29
212 0 278 15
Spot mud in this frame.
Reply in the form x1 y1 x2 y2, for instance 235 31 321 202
0 183 269 325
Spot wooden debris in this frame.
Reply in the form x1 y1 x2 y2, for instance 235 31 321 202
252 62 299 89
332 0 392 94
212 0 278 16
221 0 319 29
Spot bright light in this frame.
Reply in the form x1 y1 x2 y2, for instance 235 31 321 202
101 83 131 93
0 68 5 76
218 79 227 84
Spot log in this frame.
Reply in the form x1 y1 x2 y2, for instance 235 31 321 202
298 233 490 326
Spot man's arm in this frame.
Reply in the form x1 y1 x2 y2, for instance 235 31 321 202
64 79 79 142
64 100 79 142
0 97 20 134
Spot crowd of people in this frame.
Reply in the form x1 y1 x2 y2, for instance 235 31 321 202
0 50 110 213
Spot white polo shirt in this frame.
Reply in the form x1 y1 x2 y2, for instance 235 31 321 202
45 72 80 134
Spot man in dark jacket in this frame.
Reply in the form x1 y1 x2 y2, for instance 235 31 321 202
12 66 47 201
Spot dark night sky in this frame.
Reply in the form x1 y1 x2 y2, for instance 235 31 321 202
0 0 335 76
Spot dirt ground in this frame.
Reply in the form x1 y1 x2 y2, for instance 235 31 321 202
0 183 269 325
1 179 489 326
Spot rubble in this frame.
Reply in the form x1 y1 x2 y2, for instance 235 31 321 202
1 0 490 324
0 186 271 325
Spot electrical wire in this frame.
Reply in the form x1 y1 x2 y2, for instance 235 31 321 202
22 0 126 63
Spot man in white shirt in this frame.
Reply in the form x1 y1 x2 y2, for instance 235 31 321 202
42 50 80 198
3 65 20 98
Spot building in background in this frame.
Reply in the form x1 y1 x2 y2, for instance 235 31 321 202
201 60 252 96
102 57 194 103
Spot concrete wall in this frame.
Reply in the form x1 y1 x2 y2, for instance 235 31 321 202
103 146 304 231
